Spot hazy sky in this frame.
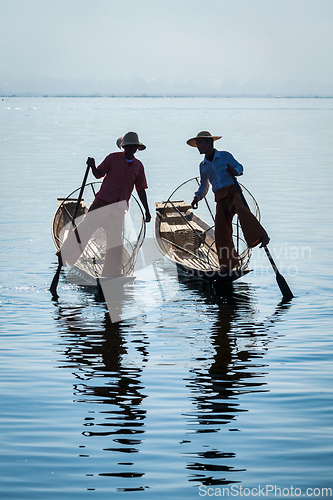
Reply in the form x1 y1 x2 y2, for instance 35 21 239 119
1 0 332 95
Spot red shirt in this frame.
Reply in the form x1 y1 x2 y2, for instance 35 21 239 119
95 152 148 204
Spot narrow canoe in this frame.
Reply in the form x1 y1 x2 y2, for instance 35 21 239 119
51 181 145 288
153 178 260 283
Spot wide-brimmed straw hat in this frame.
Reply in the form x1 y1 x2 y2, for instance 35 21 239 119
116 131 146 151
187 130 222 147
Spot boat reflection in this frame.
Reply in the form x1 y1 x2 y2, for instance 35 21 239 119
53 270 291 492
177 275 291 486
54 304 149 492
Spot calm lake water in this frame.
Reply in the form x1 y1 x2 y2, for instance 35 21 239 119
0 97 332 499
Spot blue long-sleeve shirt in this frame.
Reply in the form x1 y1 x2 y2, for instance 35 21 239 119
194 150 243 201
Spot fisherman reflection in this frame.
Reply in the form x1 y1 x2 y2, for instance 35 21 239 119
54 305 148 490
179 279 290 486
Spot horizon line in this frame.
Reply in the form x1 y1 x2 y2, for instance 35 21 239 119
1 93 333 99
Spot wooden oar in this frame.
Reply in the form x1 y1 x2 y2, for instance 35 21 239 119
49 254 63 300
230 172 294 300
49 164 90 298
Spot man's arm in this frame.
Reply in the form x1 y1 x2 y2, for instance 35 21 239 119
86 157 103 179
137 189 151 223
192 165 209 209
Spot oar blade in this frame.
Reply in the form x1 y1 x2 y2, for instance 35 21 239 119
276 272 294 301
49 253 63 299
49 264 61 299
229 174 295 301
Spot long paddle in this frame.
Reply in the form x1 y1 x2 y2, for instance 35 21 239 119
230 172 294 300
50 164 90 298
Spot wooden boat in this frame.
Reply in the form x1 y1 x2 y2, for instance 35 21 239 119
51 181 146 288
153 177 260 283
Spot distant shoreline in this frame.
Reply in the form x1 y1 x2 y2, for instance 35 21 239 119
1 94 332 99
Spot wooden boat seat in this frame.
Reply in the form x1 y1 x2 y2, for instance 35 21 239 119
57 197 88 215
156 201 206 253
155 201 191 214
52 198 88 249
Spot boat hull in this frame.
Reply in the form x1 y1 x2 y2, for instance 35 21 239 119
52 182 145 289
175 262 251 283
153 199 252 284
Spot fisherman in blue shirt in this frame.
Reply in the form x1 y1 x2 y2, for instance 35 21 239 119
188 131 270 273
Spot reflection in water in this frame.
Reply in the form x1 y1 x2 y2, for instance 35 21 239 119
178 276 291 486
53 271 291 493
54 304 149 492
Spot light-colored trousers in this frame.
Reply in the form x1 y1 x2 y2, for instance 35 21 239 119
59 198 126 277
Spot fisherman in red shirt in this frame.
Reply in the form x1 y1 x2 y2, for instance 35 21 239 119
57 131 151 277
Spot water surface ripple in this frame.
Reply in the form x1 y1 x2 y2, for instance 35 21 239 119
0 97 332 499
